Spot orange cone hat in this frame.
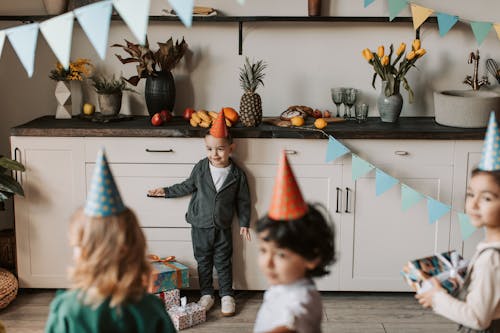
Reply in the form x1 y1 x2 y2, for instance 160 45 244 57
268 151 308 220
210 111 229 138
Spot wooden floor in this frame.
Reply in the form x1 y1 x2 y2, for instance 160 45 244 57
0 289 458 332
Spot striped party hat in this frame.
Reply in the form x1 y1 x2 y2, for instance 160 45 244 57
84 149 125 217
268 151 308 220
210 111 229 138
479 112 500 171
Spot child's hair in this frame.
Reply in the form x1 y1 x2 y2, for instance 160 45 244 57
256 203 336 278
471 168 500 186
68 207 151 308
204 130 234 144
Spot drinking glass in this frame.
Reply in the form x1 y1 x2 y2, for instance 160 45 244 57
344 88 358 120
330 88 345 118
355 103 369 123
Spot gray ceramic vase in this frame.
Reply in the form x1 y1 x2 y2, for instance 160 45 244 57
377 81 403 123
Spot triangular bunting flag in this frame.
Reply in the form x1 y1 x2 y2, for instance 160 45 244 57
112 0 150 45
410 4 433 30
401 184 425 212
364 0 375 8
375 169 399 196
470 21 493 46
387 0 408 21
326 136 350 163
39 12 74 69
236 0 245 5
168 0 194 28
0 31 5 59
437 12 459 37
458 213 477 241
6 23 39 77
351 154 374 181
74 1 113 60
494 24 500 41
427 197 450 224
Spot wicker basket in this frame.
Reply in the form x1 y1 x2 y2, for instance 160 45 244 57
0 268 18 309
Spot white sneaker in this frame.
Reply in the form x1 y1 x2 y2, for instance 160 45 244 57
221 295 235 317
198 295 215 311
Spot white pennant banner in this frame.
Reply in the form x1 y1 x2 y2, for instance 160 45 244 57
0 31 5 59
39 12 75 69
168 0 194 27
113 0 150 45
6 23 39 77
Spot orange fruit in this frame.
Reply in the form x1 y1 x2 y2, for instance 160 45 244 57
291 116 305 126
314 118 328 129
222 107 239 124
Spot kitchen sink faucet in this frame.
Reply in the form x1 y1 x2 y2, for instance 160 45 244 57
464 49 489 90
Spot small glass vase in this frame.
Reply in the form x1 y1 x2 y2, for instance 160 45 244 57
377 81 403 123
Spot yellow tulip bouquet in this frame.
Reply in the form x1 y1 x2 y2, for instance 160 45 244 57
362 39 426 103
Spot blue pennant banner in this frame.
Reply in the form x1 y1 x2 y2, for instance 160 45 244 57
375 169 399 196
470 21 493 45
39 12 74 69
387 0 408 21
169 0 194 27
6 23 39 77
364 0 376 8
427 197 450 224
352 154 374 181
326 136 350 163
436 12 459 37
458 213 477 241
401 184 425 212
113 0 150 45
236 0 245 5
74 1 113 60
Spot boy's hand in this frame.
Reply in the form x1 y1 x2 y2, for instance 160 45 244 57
147 188 165 197
415 277 443 308
240 227 251 241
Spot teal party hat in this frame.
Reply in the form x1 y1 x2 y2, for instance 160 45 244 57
84 149 125 217
479 112 500 171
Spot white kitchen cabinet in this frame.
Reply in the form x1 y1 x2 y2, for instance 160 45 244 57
10 137 85 288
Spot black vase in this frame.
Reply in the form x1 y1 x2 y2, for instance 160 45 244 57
144 71 175 116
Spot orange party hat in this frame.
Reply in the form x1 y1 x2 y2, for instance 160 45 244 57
210 111 229 138
268 151 308 220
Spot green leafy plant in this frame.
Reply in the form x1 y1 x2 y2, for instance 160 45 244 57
0 156 24 210
112 37 188 86
90 75 135 94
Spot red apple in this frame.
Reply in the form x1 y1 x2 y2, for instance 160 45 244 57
151 113 164 126
312 109 323 118
323 110 331 118
159 110 172 122
183 107 196 121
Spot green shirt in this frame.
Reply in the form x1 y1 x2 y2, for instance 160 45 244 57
45 290 177 333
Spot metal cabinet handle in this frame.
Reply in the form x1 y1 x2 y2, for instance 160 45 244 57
145 149 174 153
14 147 22 184
394 150 409 156
345 187 350 213
336 187 341 213
284 150 298 155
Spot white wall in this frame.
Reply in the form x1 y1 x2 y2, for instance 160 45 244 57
0 0 500 228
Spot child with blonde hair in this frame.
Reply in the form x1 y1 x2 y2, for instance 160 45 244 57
45 149 176 333
416 113 500 332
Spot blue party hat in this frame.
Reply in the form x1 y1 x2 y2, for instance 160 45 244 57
84 149 125 217
479 112 500 171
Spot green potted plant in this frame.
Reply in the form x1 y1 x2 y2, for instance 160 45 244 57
90 75 134 116
112 37 188 116
0 156 24 211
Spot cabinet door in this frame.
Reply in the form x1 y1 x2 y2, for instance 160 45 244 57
340 160 453 291
11 137 85 288
234 163 343 291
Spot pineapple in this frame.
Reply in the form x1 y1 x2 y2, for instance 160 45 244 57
239 57 266 127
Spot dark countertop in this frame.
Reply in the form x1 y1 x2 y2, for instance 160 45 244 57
10 115 486 140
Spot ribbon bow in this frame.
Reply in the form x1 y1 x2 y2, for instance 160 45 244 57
435 251 467 284
147 254 176 264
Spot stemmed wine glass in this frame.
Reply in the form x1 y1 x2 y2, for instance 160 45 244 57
331 88 345 118
344 88 358 120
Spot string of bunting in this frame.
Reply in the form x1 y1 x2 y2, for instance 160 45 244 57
364 0 498 46
0 0 246 77
303 127 478 241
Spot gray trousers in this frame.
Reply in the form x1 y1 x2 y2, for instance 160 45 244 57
191 226 234 297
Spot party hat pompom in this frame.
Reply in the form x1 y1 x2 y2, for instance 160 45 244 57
210 111 229 138
479 112 500 171
84 149 125 217
268 151 308 220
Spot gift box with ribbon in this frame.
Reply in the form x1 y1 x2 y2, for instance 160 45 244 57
401 250 469 294
167 297 206 330
155 288 180 310
148 255 189 293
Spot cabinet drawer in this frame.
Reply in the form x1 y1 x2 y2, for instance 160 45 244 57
85 137 205 163
344 140 454 166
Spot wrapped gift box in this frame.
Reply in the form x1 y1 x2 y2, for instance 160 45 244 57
155 289 180 310
167 298 206 330
401 250 468 294
148 258 189 293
